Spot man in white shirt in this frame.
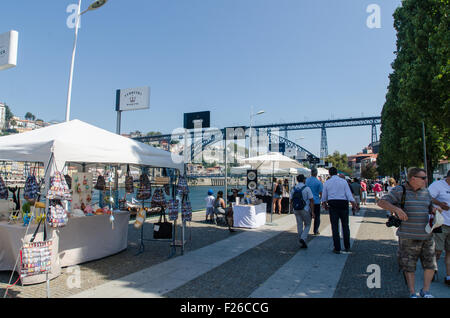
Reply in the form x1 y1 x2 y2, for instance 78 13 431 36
322 167 356 254
290 174 314 248
428 170 450 286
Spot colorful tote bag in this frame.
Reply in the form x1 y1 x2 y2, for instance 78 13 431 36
47 172 71 201
167 199 179 221
24 175 39 201
177 176 189 196
136 174 152 200
151 188 167 208
0 176 8 200
47 202 68 228
181 197 192 222
134 208 146 229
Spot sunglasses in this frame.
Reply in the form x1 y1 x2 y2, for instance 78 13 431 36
413 175 427 180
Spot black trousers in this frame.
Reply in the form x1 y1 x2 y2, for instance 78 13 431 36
328 200 350 251
313 204 321 234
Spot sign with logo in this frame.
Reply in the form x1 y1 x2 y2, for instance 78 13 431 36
116 86 150 111
0 30 18 71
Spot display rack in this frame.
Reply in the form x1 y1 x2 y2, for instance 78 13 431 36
135 180 186 258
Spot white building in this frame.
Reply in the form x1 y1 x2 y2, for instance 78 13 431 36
0 103 6 130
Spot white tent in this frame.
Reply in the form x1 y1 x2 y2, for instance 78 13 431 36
239 152 305 170
0 119 184 171
230 164 299 176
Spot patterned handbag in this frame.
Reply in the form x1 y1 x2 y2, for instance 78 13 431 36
20 219 52 279
167 199 179 221
47 172 71 201
0 176 8 199
177 176 189 196
94 175 106 191
136 174 152 200
24 175 39 202
181 196 192 222
125 165 134 194
151 188 167 208
47 201 68 228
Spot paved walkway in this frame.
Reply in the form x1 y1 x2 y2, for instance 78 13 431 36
70 203 449 299
2 198 449 298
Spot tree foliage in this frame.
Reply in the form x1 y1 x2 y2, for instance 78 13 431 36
361 162 379 180
326 151 352 175
378 0 450 179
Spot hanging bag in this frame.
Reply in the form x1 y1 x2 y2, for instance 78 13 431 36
181 195 192 222
94 175 106 191
177 176 189 196
24 175 39 202
153 208 172 239
134 208 146 229
136 174 152 200
167 199 179 221
20 219 52 279
0 175 8 200
125 165 134 194
151 188 167 208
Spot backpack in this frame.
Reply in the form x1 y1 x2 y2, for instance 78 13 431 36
24 175 40 201
292 185 307 210
94 175 106 191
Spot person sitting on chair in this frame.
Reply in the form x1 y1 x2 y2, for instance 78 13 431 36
214 191 236 232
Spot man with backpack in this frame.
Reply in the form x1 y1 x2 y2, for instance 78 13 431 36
290 174 314 248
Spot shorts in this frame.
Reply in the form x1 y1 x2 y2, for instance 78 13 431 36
353 195 360 205
397 237 437 272
361 191 367 200
433 224 450 252
273 194 281 199
206 207 214 216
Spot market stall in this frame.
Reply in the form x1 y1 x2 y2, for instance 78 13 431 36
0 119 184 288
232 203 267 228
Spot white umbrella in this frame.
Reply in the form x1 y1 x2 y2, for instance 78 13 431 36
230 164 298 176
239 152 306 224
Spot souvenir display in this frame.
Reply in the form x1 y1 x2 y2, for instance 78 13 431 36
71 173 93 213
20 240 52 278
47 170 71 228
151 188 167 208
167 199 179 221
136 174 152 200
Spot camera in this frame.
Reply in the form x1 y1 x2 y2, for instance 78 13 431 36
386 215 402 228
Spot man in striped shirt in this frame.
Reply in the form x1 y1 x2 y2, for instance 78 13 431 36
378 167 439 298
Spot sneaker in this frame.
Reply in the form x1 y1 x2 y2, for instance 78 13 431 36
445 277 450 286
409 293 418 298
299 239 308 249
342 248 352 254
313 232 320 235
332 249 341 254
419 289 434 298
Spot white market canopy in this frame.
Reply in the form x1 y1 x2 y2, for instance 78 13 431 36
239 152 306 171
230 164 311 177
0 119 184 172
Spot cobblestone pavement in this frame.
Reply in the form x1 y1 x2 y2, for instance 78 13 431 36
2 196 449 298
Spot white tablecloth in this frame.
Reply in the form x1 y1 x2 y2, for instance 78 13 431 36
0 211 129 285
232 203 267 228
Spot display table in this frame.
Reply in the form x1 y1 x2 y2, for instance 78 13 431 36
232 203 267 228
0 211 130 285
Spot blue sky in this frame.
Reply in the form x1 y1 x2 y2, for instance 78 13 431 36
0 0 401 156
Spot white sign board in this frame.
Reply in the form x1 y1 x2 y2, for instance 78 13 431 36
116 86 150 111
0 30 18 71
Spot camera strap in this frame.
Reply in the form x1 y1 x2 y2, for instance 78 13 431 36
400 185 406 210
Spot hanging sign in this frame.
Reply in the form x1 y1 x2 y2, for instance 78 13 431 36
115 86 150 111
0 30 18 71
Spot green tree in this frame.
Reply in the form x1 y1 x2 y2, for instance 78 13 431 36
378 0 450 180
326 151 352 175
25 112 35 121
361 162 379 180
146 131 162 136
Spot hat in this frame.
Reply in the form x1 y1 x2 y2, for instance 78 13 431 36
425 211 444 234
208 189 214 195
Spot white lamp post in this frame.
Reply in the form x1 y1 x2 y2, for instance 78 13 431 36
65 0 108 122
249 106 265 157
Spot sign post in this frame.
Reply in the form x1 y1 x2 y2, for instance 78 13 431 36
0 30 18 71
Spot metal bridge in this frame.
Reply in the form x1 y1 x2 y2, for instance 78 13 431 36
132 116 381 162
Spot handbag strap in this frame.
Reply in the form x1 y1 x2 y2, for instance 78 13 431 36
158 207 168 223
30 217 47 243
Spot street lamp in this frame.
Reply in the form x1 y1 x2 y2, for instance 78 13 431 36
249 107 265 157
65 0 108 122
